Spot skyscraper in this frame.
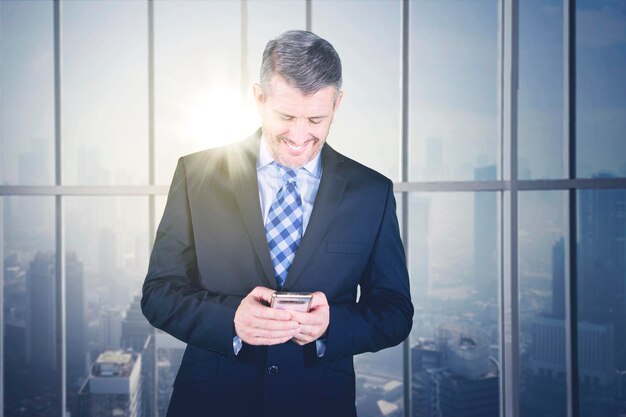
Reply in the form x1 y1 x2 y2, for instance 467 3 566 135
155 331 185 417
577 182 626 417
473 164 497 301
412 325 499 417
121 294 155 417
26 251 87 416
578 186 626 336
67 251 88 388
411 195 431 304
121 293 151 351
78 350 142 417
100 306 123 350
27 252 56 374
551 238 565 319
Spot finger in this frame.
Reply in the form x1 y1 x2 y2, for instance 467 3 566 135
236 315 296 339
238 326 298 344
291 333 314 345
295 324 327 342
249 286 277 304
310 291 329 308
254 306 292 321
242 297 292 321
256 327 298 345
287 310 310 324
248 328 300 340
289 310 325 325
251 319 300 331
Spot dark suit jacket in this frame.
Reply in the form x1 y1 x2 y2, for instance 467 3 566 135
141 130 413 417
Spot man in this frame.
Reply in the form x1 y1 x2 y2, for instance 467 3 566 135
141 30 412 417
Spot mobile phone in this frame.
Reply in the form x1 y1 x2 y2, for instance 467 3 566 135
270 292 313 312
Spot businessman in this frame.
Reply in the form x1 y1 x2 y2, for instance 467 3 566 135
141 30 413 417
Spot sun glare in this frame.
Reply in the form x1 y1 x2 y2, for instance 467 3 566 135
184 86 259 150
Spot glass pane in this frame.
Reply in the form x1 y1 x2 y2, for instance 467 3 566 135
355 345 404 417
576 1 626 178
66 197 150 417
61 1 148 185
155 330 185 417
155 1 251 185
577 189 626 417
519 191 568 417
409 192 501 417
352 193 404 417
518 0 565 180
410 0 499 182
313 0 401 181
0 1 55 185
245 1 306 107
2 197 57 416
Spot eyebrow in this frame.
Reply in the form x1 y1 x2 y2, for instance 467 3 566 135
276 111 328 120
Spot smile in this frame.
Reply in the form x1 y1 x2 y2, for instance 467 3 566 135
281 138 316 154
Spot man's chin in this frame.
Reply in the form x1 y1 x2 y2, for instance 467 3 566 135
278 157 307 169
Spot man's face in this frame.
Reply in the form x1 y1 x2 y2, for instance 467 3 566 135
253 75 342 168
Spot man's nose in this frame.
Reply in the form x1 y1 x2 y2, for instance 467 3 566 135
290 119 309 144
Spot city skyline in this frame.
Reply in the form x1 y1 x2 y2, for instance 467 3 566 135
2 1 625 417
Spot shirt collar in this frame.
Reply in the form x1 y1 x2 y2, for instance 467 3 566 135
257 134 322 178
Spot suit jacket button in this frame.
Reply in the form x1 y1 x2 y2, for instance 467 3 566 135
267 365 279 375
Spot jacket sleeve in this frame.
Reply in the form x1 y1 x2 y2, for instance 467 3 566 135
141 158 241 357
323 180 413 360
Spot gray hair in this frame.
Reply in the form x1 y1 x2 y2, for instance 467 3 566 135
260 30 342 97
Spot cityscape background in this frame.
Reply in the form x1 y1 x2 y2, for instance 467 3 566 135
1 1 625 417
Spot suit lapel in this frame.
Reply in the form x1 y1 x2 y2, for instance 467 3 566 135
232 132 277 290
284 144 346 289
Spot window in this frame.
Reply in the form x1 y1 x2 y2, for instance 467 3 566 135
2 1 625 417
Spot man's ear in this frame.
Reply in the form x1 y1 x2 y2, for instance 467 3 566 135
333 90 344 111
252 83 266 116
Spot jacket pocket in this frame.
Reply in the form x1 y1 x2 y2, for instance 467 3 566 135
326 241 366 255
173 358 219 386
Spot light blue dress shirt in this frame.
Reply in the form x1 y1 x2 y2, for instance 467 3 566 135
233 135 326 357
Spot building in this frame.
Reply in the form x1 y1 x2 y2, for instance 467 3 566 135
473 164 498 301
578 184 626 368
27 252 57 374
121 293 151 352
121 295 155 417
27 251 86 385
2 2 625 416
155 331 186 417
412 325 499 417
78 350 142 417
100 306 123 350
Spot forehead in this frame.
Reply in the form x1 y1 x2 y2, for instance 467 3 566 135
266 75 336 116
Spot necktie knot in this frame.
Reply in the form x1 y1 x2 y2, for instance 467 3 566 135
274 162 298 185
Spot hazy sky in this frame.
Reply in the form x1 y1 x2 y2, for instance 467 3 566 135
2 0 624 186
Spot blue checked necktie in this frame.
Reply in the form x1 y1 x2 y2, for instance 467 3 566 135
265 163 303 288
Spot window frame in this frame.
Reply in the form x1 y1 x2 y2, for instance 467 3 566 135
2 1 626 417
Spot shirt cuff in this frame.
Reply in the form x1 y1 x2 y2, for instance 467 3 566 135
233 336 243 355
315 339 327 357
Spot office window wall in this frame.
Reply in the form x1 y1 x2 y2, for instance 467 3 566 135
2 1 626 417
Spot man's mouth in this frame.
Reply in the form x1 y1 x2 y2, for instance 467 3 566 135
286 142 305 152
281 137 316 154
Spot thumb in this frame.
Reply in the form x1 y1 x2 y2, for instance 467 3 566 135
250 286 276 304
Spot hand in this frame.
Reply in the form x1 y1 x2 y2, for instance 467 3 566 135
234 286 300 346
289 291 330 346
